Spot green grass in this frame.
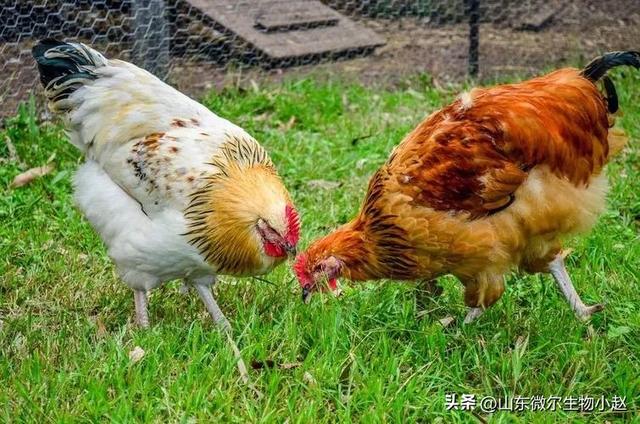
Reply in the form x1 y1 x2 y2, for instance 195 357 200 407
1 71 639 422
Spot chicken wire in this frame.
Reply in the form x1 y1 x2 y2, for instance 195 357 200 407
1 0 640 120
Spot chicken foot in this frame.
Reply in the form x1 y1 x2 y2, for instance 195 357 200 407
549 253 604 321
464 307 485 324
193 279 262 397
134 289 150 328
462 274 505 324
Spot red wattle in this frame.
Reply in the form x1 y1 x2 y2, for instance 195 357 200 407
264 242 285 258
328 278 338 290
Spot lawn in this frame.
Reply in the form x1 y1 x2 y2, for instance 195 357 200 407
1 70 639 422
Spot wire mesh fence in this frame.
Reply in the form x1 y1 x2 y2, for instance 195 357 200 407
1 0 639 119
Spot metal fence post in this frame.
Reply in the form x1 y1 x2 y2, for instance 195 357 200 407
132 0 170 79
467 0 480 78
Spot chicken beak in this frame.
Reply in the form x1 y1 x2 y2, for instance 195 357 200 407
285 243 298 257
333 281 343 298
302 286 312 304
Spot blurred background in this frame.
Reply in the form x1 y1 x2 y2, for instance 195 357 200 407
2 0 639 120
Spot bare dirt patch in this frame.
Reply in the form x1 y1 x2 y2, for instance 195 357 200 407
2 0 639 119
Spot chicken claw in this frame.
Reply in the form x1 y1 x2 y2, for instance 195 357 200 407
463 307 485 324
549 254 604 321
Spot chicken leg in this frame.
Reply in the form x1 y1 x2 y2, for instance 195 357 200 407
134 289 149 328
549 253 604 321
194 283 231 331
462 274 505 324
191 277 256 391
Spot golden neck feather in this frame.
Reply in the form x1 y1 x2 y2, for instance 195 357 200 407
184 135 291 276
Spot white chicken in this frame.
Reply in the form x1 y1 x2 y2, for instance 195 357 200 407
33 39 300 329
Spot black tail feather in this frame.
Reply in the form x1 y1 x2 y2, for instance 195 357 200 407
581 51 640 82
32 38 103 88
602 76 618 114
580 51 640 114
32 38 107 108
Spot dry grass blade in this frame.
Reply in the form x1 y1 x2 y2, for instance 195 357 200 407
10 164 54 188
303 371 317 387
250 360 302 370
279 362 302 370
438 316 455 328
339 352 355 388
3 136 27 169
277 116 297 131
224 330 264 399
471 410 488 424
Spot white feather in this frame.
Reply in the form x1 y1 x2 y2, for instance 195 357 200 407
73 161 212 290
458 91 474 111
53 45 259 290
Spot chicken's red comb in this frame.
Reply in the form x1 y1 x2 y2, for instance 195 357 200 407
285 205 300 246
293 253 311 286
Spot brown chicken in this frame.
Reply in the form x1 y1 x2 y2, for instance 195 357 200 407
294 51 639 323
